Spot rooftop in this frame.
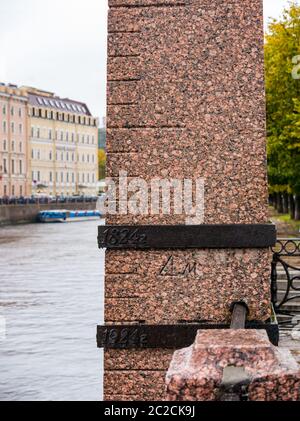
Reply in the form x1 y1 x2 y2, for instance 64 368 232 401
0 83 92 116
28 92 91 116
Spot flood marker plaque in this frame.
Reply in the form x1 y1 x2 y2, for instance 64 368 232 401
98 225 276 250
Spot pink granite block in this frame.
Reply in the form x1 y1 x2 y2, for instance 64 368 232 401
108 0 186 6
166 330 300 401
108 81 140 105
104 370 167 401
107 57 141 81
108 8 142 33
105 249 271 323
108 33 141 57
104 0 272 401
105 349 173 370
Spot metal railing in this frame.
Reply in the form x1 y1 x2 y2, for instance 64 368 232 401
271 238 300 318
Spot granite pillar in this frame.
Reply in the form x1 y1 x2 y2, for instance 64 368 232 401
166 330 300 401
104 0 271 400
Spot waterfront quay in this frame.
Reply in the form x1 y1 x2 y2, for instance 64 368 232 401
0 196 98 225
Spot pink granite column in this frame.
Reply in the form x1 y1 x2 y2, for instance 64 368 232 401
104 0 271 400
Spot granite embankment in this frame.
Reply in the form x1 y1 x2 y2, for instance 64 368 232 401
0 202 96 225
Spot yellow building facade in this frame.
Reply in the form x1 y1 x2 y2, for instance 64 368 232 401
25 87 99 196
0 83 99 198
0 84 29 197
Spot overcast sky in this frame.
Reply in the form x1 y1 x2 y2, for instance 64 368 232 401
0 0 292 122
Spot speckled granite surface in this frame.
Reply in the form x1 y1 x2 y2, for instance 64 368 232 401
104 0 271 401
105 249 271 323
166 330 300 401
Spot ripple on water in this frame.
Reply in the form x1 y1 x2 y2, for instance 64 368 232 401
0 220 104 401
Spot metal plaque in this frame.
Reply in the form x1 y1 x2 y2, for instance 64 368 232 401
98 224 276 250
97 322 279 349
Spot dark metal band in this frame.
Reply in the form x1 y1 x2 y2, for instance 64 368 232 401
98 224 276 250
97 322 279 349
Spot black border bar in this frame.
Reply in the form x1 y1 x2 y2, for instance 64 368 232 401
98 224 276 250
97 322 279 349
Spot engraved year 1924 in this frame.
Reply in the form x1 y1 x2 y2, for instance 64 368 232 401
101 328 148 349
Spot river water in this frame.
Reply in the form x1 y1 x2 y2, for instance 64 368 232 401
0 220 104 401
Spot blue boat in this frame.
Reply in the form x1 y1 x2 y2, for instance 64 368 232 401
38 210 101 223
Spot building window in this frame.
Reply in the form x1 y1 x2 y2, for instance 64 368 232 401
61 131 64 141
92 155 94 163
50 172 53 182
2 105 6 115
3 159 7 174
61 152 63 161
12 141 15 152
20 186 23 196
87 135 90 144
19 160 22 174
87 154 90 163
31 127 34 137
3 121 7 133
11 106 14 116
72 153 74 162
11 160 15 174
87 173 90 183
49 130 52 140
66 152 69 161
32 171 35 181
82 135 85 143
66 132 69 142
19 108 22 118
31 149 34 159
3 139 6 151
19 124 22 134
72 133 75 142
82 154 85 163
37 171 40 182
56 172 58 182
66 173 69 183
37 150 40 160
92 174 95 183
61 172 64 183
12 185 15 196
92 136 94 144
49 151 52 160
82 173 85 183
37 128 40 138
11 122 15 133
72 173 75 183
19 142 22 153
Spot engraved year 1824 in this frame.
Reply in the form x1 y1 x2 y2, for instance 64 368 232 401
99 228 147 248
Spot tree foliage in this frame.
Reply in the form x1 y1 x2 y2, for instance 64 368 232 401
98 149 106 181
265 2 300 194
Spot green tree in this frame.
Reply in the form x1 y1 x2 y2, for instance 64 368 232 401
98 149 106 180
265 3 300 217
